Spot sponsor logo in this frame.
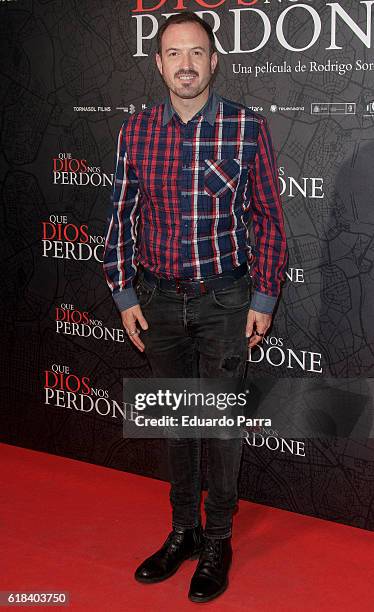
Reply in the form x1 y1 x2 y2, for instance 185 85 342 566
116 103 136 114
311 102 356 115
270 104 305 113
364 100 374 116
73 106 112 112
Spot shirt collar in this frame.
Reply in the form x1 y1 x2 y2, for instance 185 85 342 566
162 88 219 127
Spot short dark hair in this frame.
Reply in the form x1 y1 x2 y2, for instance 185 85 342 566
157 12 217 56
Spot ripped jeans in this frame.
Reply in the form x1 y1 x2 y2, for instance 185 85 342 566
137 271 250 538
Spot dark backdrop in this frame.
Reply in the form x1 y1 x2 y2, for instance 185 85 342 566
1 0 374 530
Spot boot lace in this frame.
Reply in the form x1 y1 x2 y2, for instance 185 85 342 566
201 537 221 566
163 530 185 557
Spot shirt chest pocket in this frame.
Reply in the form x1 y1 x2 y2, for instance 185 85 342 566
203 158 241 198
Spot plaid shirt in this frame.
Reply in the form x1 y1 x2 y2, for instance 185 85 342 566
103 89 288 314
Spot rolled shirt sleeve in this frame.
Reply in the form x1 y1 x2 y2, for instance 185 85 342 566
103 120 141 312
248 117 288 314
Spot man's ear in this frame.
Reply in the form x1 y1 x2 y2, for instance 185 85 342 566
210 51 218 75
156 53 163 75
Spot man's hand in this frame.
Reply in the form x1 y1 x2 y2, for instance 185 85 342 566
246 309 272 349
121 305 149 352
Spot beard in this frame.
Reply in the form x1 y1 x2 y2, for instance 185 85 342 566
162 71 212 100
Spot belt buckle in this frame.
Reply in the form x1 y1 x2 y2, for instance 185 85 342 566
175 278 207 295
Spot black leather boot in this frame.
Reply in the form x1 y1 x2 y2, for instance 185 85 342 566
188 535 232 602
134 524 203 583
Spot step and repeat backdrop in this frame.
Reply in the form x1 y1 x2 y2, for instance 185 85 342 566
1 1 374 529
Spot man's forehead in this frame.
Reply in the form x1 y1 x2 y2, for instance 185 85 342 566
161 23 211 47
164 45 207 52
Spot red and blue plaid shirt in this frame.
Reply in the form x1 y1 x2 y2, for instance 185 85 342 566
103 89 288 313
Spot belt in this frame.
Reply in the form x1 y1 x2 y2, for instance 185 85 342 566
141 262 248 297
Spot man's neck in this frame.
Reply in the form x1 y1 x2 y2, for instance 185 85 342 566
169 86 210 125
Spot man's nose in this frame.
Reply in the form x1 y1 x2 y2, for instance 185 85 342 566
180 52 195 70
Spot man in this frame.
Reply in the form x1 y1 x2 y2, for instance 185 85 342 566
103 12 287 603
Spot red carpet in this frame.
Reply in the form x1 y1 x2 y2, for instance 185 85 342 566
1 442 373 611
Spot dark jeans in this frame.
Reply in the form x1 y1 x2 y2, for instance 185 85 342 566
136 270 250 538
